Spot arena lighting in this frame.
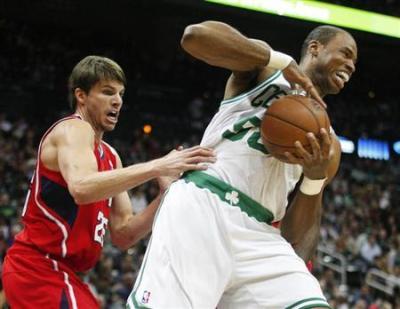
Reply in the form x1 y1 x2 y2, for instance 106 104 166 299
143 124 152 134
337 136 354 154
357 138 390 160
393 141 400 154
205 0 400 39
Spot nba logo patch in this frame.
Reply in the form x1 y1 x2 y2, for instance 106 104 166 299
142 291 151 304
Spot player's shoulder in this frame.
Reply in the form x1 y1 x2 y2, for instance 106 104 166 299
55 117 93 134
49 117 95 144
222 67 282 103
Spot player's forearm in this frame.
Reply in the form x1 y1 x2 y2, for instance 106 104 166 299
181 21 269 72
111 195 162 250
280 192 323 261
69 161 159 205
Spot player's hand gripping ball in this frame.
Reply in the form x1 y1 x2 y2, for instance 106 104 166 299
261 95 330 162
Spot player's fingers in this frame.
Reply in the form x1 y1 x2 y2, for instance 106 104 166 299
284 151 303 165
294 140 312 163
306 133 321 160
186 149 216 160
185 146 214 154
301 78 326 108
184 163 209 171
320 128 331 158
186 156 216 164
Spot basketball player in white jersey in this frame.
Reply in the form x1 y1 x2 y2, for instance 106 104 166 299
128 22 357 308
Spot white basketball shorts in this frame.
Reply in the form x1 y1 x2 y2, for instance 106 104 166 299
127 171 330 309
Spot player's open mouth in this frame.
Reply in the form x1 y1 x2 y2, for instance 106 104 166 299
106 111 118 123
333 70 350 89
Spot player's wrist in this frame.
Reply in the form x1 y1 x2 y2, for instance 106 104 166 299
299 176 327 195
148 159 163 178
267 49 293 70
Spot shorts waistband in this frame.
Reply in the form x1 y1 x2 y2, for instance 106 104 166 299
183 171 274 225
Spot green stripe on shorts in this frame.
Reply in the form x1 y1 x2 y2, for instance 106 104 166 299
183 171 274 224
286 297 331 309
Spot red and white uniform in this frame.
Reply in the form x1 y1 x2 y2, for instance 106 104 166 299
3 115 117 309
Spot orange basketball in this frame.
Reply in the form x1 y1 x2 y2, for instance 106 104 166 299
261 95 330 161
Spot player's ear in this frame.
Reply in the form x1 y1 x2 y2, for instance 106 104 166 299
74 88 87 106
308 40 321 57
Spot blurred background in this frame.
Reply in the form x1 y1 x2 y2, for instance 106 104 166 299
0 0 400 308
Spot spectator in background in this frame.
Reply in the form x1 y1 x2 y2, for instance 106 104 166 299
360 234 382 265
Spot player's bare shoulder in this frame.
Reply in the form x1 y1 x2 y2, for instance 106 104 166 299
40 118 95 171
52 118 94 146
223 67 278 101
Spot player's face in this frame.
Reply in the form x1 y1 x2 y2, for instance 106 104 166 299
85 80 125 132
313 32 357 95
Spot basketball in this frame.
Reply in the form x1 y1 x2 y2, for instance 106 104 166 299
261 95 330 160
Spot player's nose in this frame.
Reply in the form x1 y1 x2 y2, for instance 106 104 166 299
345 59 356 75
113 94 123 106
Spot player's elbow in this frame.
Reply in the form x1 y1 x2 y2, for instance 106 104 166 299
181 24 204 51
111 233 138 251
69 183 90 205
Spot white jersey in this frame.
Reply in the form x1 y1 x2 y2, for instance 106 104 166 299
201 70 303 222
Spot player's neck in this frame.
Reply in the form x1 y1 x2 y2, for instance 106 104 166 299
74 110 104 142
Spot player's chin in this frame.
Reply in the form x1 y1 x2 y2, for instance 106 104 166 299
328 77 342 94
103 123 117 131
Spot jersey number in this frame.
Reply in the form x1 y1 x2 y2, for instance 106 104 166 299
221 85 286 154
222 116 268 154
94 211 108 247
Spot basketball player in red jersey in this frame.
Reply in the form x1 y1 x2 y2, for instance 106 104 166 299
2 56 216 308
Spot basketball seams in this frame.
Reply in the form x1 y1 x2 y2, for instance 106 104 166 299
291 97 322 132
263 112 312 136
262 115 310 147
264 139 307 149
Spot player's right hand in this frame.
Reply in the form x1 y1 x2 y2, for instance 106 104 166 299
154 145 216 178
282 61 326 108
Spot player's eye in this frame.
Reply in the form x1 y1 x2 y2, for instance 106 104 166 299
341 50 350 58
103 90 114 95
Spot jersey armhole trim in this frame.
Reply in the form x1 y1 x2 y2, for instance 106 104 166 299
220 70 282 106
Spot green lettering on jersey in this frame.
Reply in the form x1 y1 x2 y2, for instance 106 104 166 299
222 116 268 154
222 116 260 141
251 84 287 107
248 131 268 154
222 83 287 154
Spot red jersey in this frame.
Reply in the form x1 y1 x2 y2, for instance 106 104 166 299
9 115 117 272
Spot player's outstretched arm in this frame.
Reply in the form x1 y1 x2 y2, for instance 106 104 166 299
55 120 215 204
181 21 270 72
181 21 325 106
280 129 341 261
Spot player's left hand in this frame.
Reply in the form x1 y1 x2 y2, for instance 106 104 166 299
156 146 185 193
283 128 332 179
282 61 326 108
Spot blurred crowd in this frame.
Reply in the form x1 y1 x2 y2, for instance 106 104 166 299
1 16 400 308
